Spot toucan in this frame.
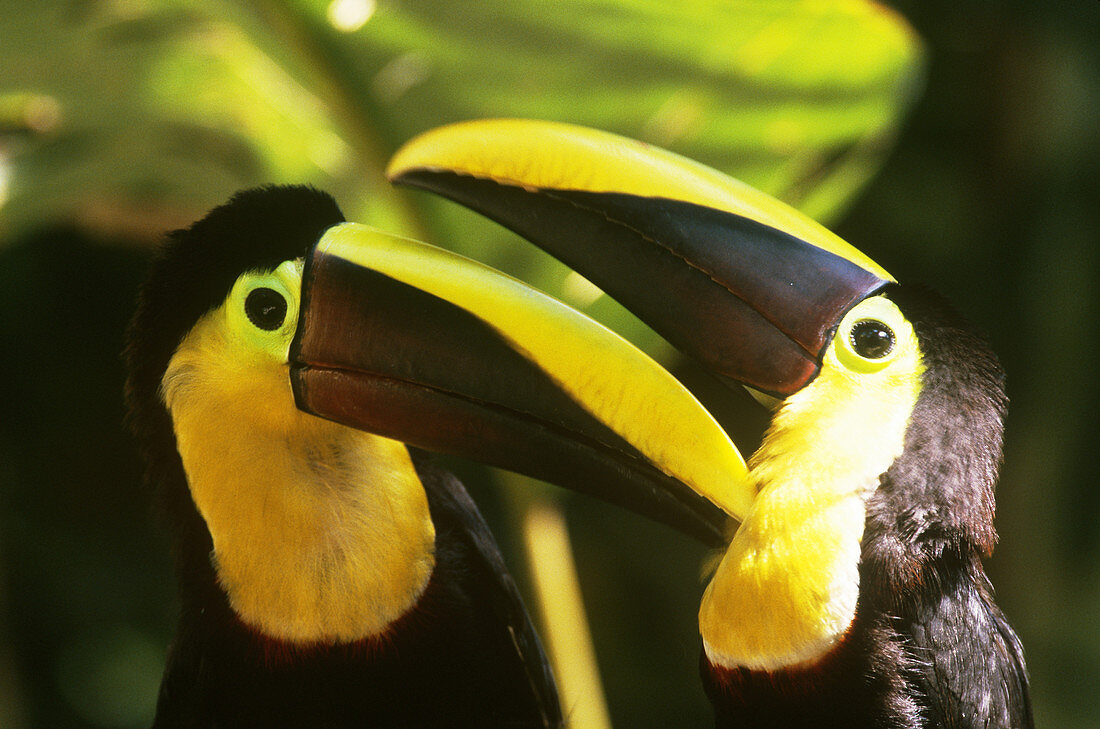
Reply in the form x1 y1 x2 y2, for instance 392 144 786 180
384 119 1035 728
124 185 754 727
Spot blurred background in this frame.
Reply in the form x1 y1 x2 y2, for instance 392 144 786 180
0 0 1095 726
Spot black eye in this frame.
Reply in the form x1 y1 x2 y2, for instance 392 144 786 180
244 287 288 331
850 319 895 359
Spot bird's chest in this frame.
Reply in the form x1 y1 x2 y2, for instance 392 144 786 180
699 370 918 674
699 482 870 672
172 408 437 645
700 602 923 729
167 544 539 729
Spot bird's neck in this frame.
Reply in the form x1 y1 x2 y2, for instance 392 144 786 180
700 362 921 672
170 397 436 645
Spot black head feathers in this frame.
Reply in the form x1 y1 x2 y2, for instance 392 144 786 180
124 185 344 454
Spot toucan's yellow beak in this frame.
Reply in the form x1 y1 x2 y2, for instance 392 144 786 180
290 224 751 544
388 119 894 397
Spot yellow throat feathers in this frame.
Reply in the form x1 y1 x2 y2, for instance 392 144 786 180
161 299 435 645
700 298 923 671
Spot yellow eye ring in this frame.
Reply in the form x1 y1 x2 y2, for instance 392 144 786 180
225 260 304 358
833 295 906 374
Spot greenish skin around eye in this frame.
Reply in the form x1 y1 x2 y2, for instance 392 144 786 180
224 260 304 361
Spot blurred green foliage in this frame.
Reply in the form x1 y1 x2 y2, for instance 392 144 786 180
0 0 1095 727
1 0 921 305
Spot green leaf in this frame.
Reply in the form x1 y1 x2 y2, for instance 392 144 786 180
1 0 922 346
